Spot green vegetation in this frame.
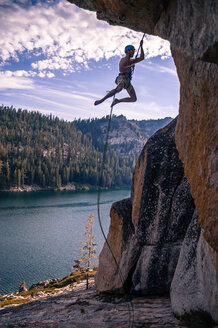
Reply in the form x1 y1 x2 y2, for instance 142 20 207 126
0 269 97 308
0 106 135 190
0 298 30 307
0 105 172 191
74 114 172 155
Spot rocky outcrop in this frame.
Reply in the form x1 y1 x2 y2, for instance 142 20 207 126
95 117 217 323
171 210 218 322
68 0 217 63
95 198 140 293
95 119 195 296
0 278 189 328
68 0 218 250
68 0 217 322
131 119 196 295
174 51 218 252
18 281 27 293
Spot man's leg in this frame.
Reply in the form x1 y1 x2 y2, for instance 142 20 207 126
94 84 123 106
112 84 137 106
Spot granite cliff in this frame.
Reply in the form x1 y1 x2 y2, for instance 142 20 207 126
95 119 217 323
95 118 195 295
68 0 218 323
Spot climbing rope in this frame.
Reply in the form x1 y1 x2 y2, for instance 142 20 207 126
97 93 135 328
97 32 146 328
131 32 146 76
97 88 125 287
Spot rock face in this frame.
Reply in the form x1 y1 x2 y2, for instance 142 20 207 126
171 210 218 322
95 198 140 293
131 119 195 295
95 119 195 296
68 0 217 250
174 51 218 252
0 279 189 328
94 117 217 322
68 0 217 322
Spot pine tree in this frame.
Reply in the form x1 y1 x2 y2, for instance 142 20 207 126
72 259 83 273
79 213 97 289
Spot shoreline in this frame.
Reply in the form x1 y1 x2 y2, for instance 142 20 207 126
0 183 91 193
0 272 96 308
0 184 129 193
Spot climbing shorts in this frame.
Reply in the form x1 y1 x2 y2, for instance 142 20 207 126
115 73 134 93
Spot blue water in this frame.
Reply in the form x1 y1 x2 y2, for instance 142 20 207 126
0 189 130 295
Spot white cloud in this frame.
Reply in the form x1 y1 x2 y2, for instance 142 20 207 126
47 72 55 78
140 62 177 76
31 56 75 72
142 35 171 60
19 92 94 116
38 72 46 78
2 69 55 80
0 0 171 77
0 72 34 90
114 101 177 120
44 88 101 102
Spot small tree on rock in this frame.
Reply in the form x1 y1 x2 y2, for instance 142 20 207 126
79 213 97 289
72 259 83 273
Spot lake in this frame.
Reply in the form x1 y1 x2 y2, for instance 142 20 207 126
0 189 130 295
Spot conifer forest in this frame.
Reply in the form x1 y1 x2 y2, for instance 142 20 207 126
0 105 172 191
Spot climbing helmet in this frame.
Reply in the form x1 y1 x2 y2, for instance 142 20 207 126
125 45 135 53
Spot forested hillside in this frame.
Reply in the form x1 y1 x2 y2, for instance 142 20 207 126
0 106 172 191
74 115 172 154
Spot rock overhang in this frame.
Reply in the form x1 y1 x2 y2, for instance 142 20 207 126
67 0 218 62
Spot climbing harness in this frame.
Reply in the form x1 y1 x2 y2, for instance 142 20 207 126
115 71 132 89
97 32 146 328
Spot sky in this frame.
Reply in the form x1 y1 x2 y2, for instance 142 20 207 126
0 0 180 121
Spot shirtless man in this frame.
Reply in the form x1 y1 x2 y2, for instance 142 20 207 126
94 40 144 107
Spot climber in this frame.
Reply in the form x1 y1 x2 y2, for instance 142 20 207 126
94 39 144 107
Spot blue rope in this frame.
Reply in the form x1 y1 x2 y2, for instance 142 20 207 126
131 33 146 77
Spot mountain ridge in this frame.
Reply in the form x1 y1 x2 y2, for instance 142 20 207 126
0 105 172 191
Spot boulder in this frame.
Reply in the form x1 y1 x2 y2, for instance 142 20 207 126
35 291 46 297
29 278 60 290
19 281 28 293
171 210 218 322
95 197 140 293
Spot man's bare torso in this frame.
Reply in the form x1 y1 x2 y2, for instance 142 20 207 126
119 57 132 73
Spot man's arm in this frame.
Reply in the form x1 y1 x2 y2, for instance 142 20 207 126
119 58 135 72
131 40 144 64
